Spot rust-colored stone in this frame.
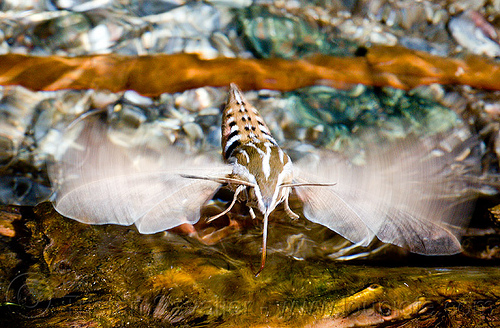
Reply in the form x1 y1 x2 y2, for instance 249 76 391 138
0 46 499 95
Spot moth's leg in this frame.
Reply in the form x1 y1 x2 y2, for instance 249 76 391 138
284 191 299 220
172 222 241 246
207 185 245 223
197 218 241 245
248 207 256 219
240 187 257 219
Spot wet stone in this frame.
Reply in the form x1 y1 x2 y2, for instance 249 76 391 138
283 84 461 158
0 0 495 58
32 13 93 54
125 0 187 17
448 10 500 57
236 5 357 59
0 177 51 206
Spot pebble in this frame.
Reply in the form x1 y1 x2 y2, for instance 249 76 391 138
448 10 500 57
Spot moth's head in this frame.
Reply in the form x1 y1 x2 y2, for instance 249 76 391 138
232 143 293 216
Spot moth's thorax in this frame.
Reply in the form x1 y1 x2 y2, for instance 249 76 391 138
222 84 293 215
230 142 293 214
233 141 291 187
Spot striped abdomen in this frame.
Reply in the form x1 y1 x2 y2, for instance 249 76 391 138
222 84 279 161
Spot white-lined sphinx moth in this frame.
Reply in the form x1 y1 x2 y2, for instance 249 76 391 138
50 84 478 275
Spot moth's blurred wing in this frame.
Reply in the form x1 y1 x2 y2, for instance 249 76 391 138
133 172 226 233
293 131 480 254
293 182 376 246
49 117 231 233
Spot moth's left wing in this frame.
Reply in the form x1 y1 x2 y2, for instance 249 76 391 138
49 117 232 233
133 168 230 233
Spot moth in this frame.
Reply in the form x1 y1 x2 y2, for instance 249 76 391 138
50 84 478 274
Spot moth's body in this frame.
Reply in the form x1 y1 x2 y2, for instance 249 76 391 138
222 84 294 217
220 84 297 274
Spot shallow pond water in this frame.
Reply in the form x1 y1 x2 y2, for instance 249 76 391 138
0 203 499 327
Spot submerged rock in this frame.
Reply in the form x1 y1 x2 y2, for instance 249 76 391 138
0 176 51 206
236 5 357 59
283 84 462 160
449 10 500 58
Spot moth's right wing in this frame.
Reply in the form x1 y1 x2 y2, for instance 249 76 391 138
49 117 232 233
293 131 481 254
